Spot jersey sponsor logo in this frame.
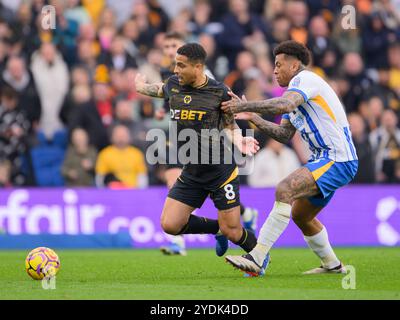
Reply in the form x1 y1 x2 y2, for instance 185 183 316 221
292 115 304 129
170 108 207 121
171 88 179 93
291 76 301 87
183 95 192 104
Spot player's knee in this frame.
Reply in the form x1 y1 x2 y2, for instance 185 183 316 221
275 181 292 204
291 211 304 226
219 224 242 243
160 217 181 235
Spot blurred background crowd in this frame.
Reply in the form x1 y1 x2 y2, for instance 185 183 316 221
0 0 399 189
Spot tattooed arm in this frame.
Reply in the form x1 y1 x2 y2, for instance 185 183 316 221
221 91 304 115
135 73 164 98
248 114 296 144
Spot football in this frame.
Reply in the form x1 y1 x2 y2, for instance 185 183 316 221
25 247 60 280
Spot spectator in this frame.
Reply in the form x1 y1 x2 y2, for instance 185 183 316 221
98 34 138 72
120 18 141 58
123 67 141 101
67 84 110 151
0 87 30 185
0 0 396 187
0 40 9 73
263 0 286 22
267 14 291 52
248 138 301 187
75 39 98 76
358 95 385 132
62 128 97 186
78 23 101 58
361 11 394 69
224 50 257 97
130 1 160 55
95 124 148 188
319 47 340 78
306 15 337 68
198 33 219 79
147 0 170 33
70 65 91 87
372 0 400 35
112 99 149 151
30 42 70 140
93 77 113 125
370 109 400 183
97 7 117 53
158 0 193 20
139 48 163 84
332 13 362 55
168 10 192 41
187 0 223 38
109 69 128 101
348 112 376 183
64 0 91 26
81 0 105 26
388 42 400 96
0 158 12 187
0 55 41 128
217 0 269 70
50 0 80 65
369 67 400 118
286 0 309 45
8 2 39 58
341 52 373 113
305 0 340 20
105 0 132 27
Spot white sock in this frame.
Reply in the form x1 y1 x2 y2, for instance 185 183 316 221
170 235 185 249
304 227 340 269
242 207 253 223
250 201 291 266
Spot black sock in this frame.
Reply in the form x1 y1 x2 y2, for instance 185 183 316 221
178 215 219 235
240 204 245 216
233 227 257 253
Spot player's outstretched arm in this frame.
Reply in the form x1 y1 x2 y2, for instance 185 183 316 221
135 73 164 98
230 92 296 144
243 113 296 144
221 91 304 115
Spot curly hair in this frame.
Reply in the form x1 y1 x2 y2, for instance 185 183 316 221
273 40 311 66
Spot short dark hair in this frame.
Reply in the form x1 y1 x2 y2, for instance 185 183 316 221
273 40 311 66
164 31 185 42
177 43 207 64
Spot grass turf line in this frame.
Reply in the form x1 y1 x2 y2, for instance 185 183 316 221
0 247 399 300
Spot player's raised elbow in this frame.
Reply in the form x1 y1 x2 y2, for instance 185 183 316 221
282 98 298 114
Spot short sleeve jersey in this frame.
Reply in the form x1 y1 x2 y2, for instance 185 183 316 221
163 75 237 184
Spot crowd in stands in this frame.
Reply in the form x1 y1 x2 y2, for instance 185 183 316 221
0 0 399 188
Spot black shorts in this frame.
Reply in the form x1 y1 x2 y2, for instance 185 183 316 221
168 168 240 210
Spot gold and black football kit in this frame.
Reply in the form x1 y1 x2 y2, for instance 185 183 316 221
164 75 240 210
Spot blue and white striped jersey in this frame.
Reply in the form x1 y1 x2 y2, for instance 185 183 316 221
282 70 358 162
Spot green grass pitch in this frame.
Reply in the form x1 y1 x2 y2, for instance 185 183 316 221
1 247 399 300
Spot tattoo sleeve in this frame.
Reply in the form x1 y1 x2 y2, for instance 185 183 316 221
235 91 304 115
137 82 165 98
250 115 296 144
